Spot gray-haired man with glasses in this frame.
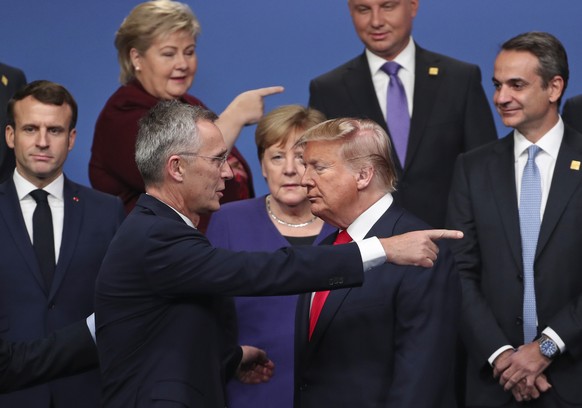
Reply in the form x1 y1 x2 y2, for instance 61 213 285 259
94 100 462 408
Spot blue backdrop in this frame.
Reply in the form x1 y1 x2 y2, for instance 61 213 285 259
2 0 581 195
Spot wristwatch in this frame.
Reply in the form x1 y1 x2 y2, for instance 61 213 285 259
538 335 560 360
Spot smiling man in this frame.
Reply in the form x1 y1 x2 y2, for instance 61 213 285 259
308 0 496 229
447 32 582 407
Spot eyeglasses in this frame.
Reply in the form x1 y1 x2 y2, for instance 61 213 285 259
176 152 229 167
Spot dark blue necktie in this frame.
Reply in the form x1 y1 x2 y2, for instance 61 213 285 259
30 189 55 290
381 61 410 167
519 145 541 342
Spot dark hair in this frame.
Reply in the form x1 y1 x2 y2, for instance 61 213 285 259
7 80 78 129
501 32 569 105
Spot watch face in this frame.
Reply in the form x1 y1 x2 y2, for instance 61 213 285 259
540 338 558 358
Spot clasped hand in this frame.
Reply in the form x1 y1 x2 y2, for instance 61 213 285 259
492 343 552 402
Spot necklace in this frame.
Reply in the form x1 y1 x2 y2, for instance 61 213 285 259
266 195 317 228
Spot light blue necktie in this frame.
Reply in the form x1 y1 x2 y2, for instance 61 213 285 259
381 61 410 167
519 145 541 342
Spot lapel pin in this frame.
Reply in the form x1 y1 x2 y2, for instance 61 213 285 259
570 160 580 171
73 196 80 202
428 67 439 76
1 75 7 86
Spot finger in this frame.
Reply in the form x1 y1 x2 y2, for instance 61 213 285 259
417 257 434 268
254 86 285 97
428 229 464 240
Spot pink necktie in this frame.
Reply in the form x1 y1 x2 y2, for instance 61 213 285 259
309 229 353 340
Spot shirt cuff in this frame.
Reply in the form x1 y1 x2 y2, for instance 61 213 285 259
356 237 386 271
86 313 97 344
542 327 566 353
488 345 515 367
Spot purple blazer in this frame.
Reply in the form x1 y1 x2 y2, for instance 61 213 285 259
206 196 335 408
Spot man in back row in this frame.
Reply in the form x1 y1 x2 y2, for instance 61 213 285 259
309 0 497 228
94 101 462 408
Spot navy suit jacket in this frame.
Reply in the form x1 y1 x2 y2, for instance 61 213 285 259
0 320 98 393
0 62 26 183
562 95 582 134
308 46 497 228
95 194 366 408
447 126 582 406
294 205 460 408
0 176 124 407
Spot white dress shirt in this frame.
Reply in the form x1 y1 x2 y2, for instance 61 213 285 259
488 118 566 365
367 37 416 119
13 170 65 263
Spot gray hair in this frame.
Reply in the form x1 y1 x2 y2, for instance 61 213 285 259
136 100 217 186
296 117 397 193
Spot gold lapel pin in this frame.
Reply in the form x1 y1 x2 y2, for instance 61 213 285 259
428 67 439 76
570 160 580 171
1 75 7 86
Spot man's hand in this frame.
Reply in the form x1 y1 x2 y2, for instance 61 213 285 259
236 345 275 384
511 374 552 402
380 229 463 268
498 342 552 393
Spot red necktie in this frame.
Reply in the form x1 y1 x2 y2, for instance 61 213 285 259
309 229 352 340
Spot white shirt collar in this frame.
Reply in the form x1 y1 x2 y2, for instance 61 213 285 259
366 37 416 77
13 170 64 201
346 193 394 241
513 117 564 161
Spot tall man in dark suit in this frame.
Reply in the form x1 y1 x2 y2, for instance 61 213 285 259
562 94 582 133
308 0 497 228
95 101 462 408
293 117 460 407
447 32 582 407
0 80 124 407
0 62 26 182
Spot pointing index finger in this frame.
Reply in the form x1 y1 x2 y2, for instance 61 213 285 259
254 86 285 97
428 229 464 240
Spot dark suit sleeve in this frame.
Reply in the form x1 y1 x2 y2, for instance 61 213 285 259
562 96 582 134
0 320 98 393
446 156 511 366
462 65 497 150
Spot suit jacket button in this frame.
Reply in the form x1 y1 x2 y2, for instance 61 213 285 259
517 274 524 281
515 316 523 325
48 303 55 310
299 383 308 392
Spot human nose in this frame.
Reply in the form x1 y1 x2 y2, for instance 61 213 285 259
283 156 297 175
175 53 187 70
300 167 313 187
494 84 510 105
370 8 383 27
221 160 234 180
36 129 49 148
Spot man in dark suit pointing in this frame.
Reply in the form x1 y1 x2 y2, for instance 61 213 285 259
95 101 462 408
309 0 496 228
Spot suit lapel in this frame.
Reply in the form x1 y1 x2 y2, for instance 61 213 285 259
537 127 582 257
489 134 523 269
406 46 442 172
0 180 47 293
50 178 82 300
